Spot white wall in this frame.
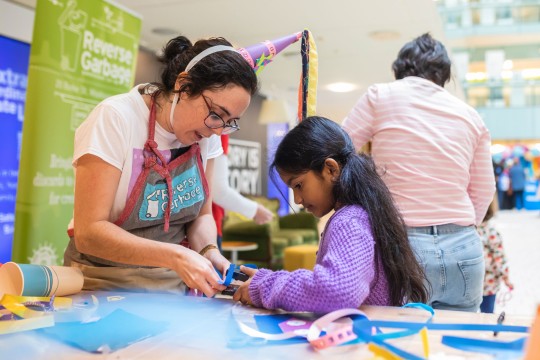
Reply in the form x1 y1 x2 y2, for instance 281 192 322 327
0 0 34 43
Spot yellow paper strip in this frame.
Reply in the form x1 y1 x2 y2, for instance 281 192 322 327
306 29 318 118
0 314 54 335
368 343 403 360
420 327 429 358
1 294 71 318
0 294 72 335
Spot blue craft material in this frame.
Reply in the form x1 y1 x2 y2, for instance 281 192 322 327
226 313 268 348
228 301 529 359
226 313 317 348
40 309 167 352
254 314 310 345
441 336 526 359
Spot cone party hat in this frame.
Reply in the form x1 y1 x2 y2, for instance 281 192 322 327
237 32 302 75
238 30 317 122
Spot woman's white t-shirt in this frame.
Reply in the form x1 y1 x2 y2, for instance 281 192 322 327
70 85 222 224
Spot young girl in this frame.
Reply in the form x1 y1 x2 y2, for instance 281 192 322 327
233 116 427 312
478 202 514 313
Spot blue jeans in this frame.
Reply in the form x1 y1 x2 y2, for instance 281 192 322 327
408 224 484 312
480 294 496 313
513 190 524 210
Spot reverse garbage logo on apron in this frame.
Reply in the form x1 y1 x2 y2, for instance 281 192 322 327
139 164 204 221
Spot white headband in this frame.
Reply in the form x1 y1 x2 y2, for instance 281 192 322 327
184 45 238 73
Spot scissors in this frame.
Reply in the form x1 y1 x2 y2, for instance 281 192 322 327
219 264 257 296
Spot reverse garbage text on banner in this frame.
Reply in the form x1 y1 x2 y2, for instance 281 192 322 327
13 0 141 265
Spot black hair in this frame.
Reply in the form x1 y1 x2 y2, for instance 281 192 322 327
271 116 428 306
392 33 451 87
147 35 258 98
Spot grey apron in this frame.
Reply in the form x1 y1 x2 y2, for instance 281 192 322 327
65 99 209 293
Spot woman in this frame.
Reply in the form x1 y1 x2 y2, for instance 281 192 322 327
64 36 258 297
342 33 495 312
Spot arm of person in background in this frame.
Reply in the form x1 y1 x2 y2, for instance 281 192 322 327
186 157 231 274
73 154 225 297
212 153 273 224
468 122 497 225
341 85 378 151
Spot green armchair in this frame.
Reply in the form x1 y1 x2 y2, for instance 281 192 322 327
221 196 319 268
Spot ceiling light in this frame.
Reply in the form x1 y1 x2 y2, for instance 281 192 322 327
465 72 487 81
522 68 540 79
326 82 358 93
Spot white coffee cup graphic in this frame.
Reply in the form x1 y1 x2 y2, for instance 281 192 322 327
0 262 84 297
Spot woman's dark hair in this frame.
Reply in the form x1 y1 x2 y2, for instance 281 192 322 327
149 35 258 98
392 33 451 87
271 116 428 306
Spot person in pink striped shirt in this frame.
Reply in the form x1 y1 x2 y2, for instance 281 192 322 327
342 33 495 312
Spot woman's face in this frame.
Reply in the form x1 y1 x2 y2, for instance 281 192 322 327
172 84 251 145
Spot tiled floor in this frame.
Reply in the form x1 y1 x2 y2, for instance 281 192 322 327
493 209 540 317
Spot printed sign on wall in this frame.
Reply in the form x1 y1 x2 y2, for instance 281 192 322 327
0 36 30 263
13 0 141 265
227 139 262 196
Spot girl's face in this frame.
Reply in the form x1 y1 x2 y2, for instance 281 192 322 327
171 84 251 145
279 160 338 218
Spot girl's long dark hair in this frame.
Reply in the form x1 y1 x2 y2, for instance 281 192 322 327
271 116 428 306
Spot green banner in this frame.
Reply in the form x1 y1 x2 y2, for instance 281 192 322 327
13 0 141 265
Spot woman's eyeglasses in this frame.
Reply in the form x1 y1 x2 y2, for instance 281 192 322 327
202 95 240 135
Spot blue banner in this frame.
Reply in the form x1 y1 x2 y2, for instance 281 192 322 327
0 35 30 263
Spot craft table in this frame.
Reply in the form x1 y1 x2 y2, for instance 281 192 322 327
0 291 533 359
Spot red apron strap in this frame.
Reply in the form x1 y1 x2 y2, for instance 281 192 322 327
143 98 174 232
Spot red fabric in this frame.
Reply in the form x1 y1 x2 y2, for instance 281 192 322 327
212 135 229 236
221 134 229 154
212 202 225 236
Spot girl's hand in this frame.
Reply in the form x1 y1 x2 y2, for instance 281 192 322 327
504 278 514 291
233 266 258 306
173 249 226 297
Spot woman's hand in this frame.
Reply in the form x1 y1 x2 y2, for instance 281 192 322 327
233 266 258 306
204 248 231 279
253 204 273 225
172 248 226 297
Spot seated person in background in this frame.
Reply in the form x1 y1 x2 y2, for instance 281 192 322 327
233 116 428 312
478 202 514 313
212 135 273 250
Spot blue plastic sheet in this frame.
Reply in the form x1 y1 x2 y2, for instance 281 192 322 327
40 309 167 353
